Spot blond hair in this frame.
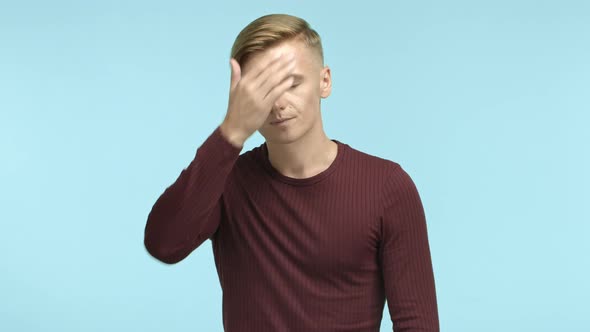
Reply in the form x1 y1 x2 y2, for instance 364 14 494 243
230 13 324 69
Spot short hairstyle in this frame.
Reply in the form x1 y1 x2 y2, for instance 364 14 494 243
230 13 324 69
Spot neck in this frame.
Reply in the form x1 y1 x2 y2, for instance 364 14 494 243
265 125 338 179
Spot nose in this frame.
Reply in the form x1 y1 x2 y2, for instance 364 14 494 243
272 94 287 112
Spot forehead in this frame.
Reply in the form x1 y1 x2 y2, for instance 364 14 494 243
243 40 314 74
264 40 306 60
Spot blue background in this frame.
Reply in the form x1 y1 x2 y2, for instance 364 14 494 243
1 1 588 331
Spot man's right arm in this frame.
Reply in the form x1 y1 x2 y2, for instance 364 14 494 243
144 50 295 264
143 124 243 264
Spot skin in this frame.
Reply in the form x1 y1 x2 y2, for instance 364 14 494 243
241 39 336 179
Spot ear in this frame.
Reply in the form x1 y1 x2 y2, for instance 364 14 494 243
320 65 332 98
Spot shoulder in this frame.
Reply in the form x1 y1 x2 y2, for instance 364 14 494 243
343 142 403 180
223 143 267 186
379 161 422 212
343 143 418 200
233 143 263 169
340 143 419 204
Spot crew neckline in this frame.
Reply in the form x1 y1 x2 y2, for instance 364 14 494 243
259 139 346 186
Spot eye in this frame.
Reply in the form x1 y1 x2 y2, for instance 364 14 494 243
290 83 300 90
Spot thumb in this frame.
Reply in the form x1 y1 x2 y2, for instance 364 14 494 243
229 58 241 91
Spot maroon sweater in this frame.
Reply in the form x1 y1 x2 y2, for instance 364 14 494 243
144 125 440 332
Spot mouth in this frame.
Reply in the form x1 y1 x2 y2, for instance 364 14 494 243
270 118 294 125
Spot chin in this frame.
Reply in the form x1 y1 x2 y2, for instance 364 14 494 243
260 121 315 145
262 134 299 145
259 130 300 145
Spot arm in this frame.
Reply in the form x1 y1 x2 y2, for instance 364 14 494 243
144 50 292 264
143 125 243 264
379 164 440 331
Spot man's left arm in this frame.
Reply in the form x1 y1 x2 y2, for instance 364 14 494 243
379 164 440 331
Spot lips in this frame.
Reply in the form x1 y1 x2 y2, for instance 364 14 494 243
271 118 293 125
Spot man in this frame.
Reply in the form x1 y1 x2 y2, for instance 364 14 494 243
144 13 440 332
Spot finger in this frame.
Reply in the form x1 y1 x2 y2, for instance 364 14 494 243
255 53 294 90
245 51 285 82
260 57 296 98
264 75 294 103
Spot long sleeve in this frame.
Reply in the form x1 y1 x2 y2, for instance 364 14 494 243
144 125 242 264
379 164 440 331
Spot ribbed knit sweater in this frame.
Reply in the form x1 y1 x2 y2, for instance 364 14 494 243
144 125 440 332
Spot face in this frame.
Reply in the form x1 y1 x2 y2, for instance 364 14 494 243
241 39 332 144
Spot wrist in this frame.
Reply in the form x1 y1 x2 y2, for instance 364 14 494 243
219 121 246 149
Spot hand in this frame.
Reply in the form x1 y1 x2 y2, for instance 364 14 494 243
220 51 296 146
